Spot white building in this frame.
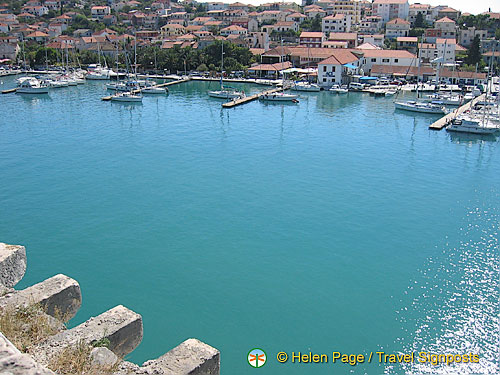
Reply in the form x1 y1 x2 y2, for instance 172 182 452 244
326 0 362 24
358 49 417 72
372 0 409 24
220 24 247 37
359 16 383 34
408 3 432 25
436 38 456 63
385 17 410 38
360 34 384 47
317 49 360 87
459 27 488 48
91 6 111 20
434 16 456 39
322 13 351 34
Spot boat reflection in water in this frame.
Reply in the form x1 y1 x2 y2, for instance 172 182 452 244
448 131 497 144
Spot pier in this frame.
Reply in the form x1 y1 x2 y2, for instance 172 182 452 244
101 76 191 100
222 86 286 108
429 94 486 130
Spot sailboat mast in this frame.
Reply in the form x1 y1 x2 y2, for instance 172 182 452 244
416 42 421 98
220 41 224 89
134 33 137 77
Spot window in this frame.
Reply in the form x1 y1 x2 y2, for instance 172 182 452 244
332 66 336 72
371 58 376 62
323 78 326 82
382 58 389 63
323 66 327 72
394 59 398 63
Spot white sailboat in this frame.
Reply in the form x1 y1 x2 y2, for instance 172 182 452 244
260 40 298 102
86 43 112 80
208 42 244 99
446 46 499 134
395 43 446 114
110 34 143 103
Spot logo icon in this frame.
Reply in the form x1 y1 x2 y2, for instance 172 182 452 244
248 348 267 368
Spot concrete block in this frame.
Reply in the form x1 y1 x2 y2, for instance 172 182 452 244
141 338 220 375
0 274 81 320
33 305 143 365
0 332 54 375
0 243 27 288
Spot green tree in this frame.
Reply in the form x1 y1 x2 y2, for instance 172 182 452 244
496 29 500 40
414 12 424 28
466 35 481 65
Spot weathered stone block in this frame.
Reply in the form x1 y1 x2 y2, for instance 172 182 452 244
91 346 119 367
141 338 220 375
0 243 27 288
0 274 81 320
33 305 143 366
0 332 54 375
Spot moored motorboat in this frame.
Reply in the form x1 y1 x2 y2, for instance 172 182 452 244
292 81 320 92
16 77 49 94
446 116 499 134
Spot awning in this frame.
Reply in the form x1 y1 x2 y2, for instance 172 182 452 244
359 76 378 80
343 63 357 69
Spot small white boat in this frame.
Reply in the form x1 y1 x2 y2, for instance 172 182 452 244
110 92 143 102
395 100 445 114
329 84 348 94
292 82 320 92
142 86 167 94
208 89 244 99
446 116 499 134
349 82 365 91
259 92 298 102
16 77 49 94
385 90 397 96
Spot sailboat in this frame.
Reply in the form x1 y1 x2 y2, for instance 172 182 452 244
208 42 244 99
86 43 112 80
446 46 499 134
110 34 142 103
395 42 445 114
260 40 298 102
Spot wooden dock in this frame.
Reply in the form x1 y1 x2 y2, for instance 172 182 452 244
222 86 285 108
429 94 486 130
102 77 191 101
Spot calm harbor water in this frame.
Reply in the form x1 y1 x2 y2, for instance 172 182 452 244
0 77 499 374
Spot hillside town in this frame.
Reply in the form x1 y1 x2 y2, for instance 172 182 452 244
0 0 499 87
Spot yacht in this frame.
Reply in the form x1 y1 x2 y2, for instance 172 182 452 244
259 92 298 102
110 92 143 102
86 64 112 80
208 43 244 99
446 116 499 134
395 101 445 114
16 77 49 94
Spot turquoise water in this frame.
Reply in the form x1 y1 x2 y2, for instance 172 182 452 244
0 77 499 374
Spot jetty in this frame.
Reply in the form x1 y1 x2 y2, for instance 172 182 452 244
429 94 486 130
222 86 287 108
102 76 191 101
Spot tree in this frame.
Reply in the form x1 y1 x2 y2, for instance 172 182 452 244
466 35 481 65
496 28 500 40
414 12 424 28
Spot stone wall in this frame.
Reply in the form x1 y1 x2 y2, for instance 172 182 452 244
0 242 220 375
